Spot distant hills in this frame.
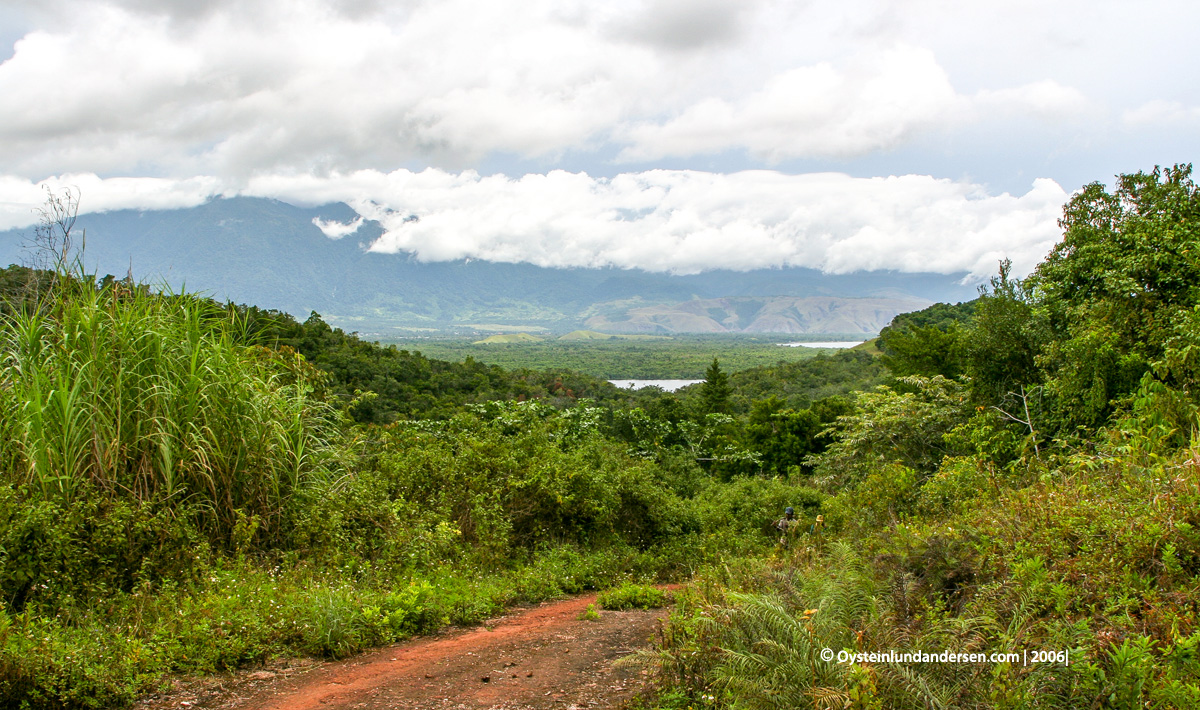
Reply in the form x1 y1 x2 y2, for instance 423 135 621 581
0 196 978 336
583 295 929 334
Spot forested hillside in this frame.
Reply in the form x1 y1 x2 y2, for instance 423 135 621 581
0 165 1198 709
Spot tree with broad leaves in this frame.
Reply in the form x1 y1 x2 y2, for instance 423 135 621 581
1029 163 1200 429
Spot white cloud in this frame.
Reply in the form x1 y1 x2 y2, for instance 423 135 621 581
1 169 1067 278
248 168 1066 278
312 216 363 239
0 0 1193 271
973 80 1090 121
1122 100 1200 126
616 51 1098 163
616 46 963 162
604 0 757 51
0 174 224 231
0 0 1145 178
0 0 652 175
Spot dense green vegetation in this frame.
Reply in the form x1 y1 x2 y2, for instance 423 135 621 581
0 261 834 706
236 305 632 422
718 349 886 411
597 583 672 610
383 333 854 379
629 164 1200 708
2 164 1199 709
876 299 976 378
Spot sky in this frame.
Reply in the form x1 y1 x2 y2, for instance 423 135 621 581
0 0 1196 279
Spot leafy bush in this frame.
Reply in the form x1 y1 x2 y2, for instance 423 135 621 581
0 486 208 610
694 477 823 540
368 413 695 559
809 375 971 488
642 432 1200 708
820 462 920 536
597 584 671 610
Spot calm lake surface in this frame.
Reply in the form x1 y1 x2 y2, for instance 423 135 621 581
777 341 865 348
609 379 703 392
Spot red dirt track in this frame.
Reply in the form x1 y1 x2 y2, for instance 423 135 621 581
142 593 670 710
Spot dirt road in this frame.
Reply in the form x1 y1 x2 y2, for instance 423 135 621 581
141 593 669 710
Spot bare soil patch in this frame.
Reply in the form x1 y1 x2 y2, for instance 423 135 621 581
138 592 669 710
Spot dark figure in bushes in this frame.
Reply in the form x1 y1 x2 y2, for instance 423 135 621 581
775 506 798 548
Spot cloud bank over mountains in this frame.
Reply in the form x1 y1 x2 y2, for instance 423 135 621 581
0 0 1195 278
2 169 1066 280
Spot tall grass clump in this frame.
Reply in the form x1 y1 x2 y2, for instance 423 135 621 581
0 278 336 547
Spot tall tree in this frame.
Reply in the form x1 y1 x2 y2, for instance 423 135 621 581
1029 164 1200 428
964 259 1042 404
877 300 975 380
700 357 731 414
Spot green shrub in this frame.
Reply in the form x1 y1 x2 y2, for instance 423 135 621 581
642 433 1200 708
695 477 823 539
820 462 919 536
0 486 208 609
371 416 695 558
597 583 671 610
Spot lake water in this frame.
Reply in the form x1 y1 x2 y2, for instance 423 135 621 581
609 379 703 392
777 341 865 349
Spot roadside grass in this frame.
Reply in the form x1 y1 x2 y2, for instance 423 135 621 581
579 604 602 621
0 541 705 709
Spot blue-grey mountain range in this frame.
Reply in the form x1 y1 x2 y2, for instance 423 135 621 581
0 197 978 336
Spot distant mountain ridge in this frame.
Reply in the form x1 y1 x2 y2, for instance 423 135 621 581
585 296 931 334
0 196 978 334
